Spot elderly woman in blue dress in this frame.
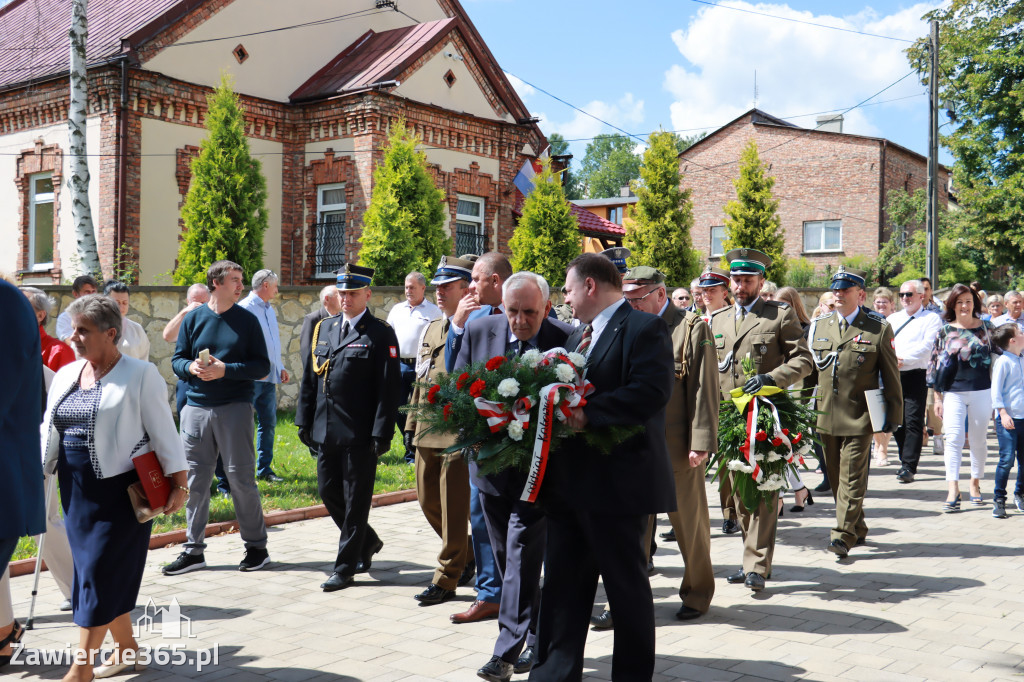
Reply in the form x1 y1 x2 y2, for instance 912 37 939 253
41 295 188 682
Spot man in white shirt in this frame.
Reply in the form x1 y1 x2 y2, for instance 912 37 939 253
888 280 943 484
993 291 1024 331
387 271 441 463
104 280 150 361
56 275 98 344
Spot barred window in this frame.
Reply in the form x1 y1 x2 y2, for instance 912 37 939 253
455 195 486 256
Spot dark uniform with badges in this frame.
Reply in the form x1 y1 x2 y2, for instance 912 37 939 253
810 267 902 556
710 249 812 588
406 257 475 602
295 264 402 591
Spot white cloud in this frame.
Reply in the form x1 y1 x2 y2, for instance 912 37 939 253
537 92 645 142
664 2 933 138
504 72 535 99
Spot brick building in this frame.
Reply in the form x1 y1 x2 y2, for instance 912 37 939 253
680 109 950 270
0 0 549 284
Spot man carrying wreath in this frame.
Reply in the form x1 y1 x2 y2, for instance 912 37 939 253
710 249 812 592
453 271 571 682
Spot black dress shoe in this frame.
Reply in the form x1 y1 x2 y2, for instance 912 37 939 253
321 572 354 592
647 559 655 574
722 519 740 535
513 646 536 674
660 528 677 542
896 468 915 484
355 538 384 573
726 568 746 584
414 583 455 605
590 610 614 630
814 480 831 493
458 559 476 587
744 573 765 591
258 472 285 483
477 656 513 682
828 539 849 558
676 604 702 621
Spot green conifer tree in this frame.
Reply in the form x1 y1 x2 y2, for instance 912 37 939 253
623 129 701 285
509 157 581 286
358 118 449 285
174 75 268 284
720 140 787 283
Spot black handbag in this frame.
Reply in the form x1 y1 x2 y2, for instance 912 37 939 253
932 350 959 392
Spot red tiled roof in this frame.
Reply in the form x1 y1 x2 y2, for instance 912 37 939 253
0 0 182 91
290 18 456 103
512 194 625 238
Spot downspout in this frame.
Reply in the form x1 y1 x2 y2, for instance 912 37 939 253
878 140 888 253
116 54 129 257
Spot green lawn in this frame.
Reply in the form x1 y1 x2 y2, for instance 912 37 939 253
12 411 415 561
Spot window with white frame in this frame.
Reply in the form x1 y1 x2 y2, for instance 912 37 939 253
315 183 346 278
803 220 842 253
710 225 727 258
455 195 486 256
29 173 55 270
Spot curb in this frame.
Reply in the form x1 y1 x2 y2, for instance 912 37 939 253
8 488 417 578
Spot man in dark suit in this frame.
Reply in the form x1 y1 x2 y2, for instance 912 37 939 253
530 253 675 682
295 264 402 592
454 271 571 682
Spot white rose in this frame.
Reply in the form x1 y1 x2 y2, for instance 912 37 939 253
754 453 765 461
767 452 782 462
507 419 525 441
567 352 587 368
727 459 744 471
521 349 542 367
555 363 576 382
497 378 520 398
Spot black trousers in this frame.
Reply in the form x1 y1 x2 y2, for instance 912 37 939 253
317 443 381 576
530 508 653 682
479 491 546 662
894 369 928 473
396 361 416 444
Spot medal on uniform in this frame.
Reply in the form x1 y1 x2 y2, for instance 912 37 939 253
857 354 865 365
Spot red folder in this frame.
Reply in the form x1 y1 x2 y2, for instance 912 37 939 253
132 451 171 509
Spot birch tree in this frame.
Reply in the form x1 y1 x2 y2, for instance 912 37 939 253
68 0 101 277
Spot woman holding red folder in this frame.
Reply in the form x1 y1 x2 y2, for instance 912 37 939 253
41 295 188 682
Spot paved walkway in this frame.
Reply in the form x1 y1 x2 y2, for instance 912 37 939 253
7 433 1024 681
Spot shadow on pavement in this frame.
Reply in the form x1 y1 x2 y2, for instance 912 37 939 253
588 653 807 682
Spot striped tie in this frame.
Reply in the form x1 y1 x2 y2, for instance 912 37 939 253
576 324 594 355
839 317 848 334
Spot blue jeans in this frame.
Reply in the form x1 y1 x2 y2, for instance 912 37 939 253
470 479 502 603
994 418 1024 500
252 382 278 478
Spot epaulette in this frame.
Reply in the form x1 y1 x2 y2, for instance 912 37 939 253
709 306 732 317
811 310 834 322
864 308 886 324
764 299 790 309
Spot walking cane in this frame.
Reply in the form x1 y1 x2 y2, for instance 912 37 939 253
26 475 55 630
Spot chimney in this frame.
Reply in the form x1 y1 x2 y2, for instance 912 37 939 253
815 114 844 133
620 185 634 198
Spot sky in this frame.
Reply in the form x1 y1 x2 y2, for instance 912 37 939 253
463 0 951 166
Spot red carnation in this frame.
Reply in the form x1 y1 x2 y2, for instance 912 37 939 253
486 356 507 371
427 385 441 404
782 428 790 436
792 433 802 444
443 403 452 421
469 379 487 398
755 431 768 442
456 372 470 390
771 437 783 447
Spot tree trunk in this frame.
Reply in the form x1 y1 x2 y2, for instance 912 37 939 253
68 0 102 277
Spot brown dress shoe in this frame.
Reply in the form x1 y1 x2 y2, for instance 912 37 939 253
450 599 500 624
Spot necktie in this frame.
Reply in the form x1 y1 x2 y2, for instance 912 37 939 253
839 317 848 334
576 324 594 355
735 307 746 334
341 321 350 338
517 339 528 357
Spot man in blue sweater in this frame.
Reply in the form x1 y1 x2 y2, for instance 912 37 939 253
165 260 272 575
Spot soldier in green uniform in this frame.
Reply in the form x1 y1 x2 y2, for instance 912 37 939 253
710 249 812 591
405 256 477 605
810 267 902 557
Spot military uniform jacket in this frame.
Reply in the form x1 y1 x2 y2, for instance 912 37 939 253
811 307 903 436
295 311 402 448
406 316 456 449
710 297 813 398
663 304 719 454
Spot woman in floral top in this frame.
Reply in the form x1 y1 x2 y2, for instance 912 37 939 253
927 283 998 512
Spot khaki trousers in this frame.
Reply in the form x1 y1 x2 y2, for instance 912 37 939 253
730 472 778 577
415 446 473 590
667 460 715 612
719 474 738 522
821 433 873 547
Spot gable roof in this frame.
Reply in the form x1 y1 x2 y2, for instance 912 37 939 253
513 194 625 238
290 19 456 103
0 0 181 92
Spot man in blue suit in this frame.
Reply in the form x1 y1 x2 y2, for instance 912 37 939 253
0 279 46 583
454 272 571 681
447 252 512 625
529 253 675 682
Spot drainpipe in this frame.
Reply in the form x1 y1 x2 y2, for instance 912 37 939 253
116 54 129 259
878 140 888 257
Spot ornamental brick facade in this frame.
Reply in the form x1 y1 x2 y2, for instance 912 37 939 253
681 109 950 271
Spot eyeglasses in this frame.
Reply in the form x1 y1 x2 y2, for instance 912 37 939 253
675 295 691 301
898 292 916 298
624 290 657 304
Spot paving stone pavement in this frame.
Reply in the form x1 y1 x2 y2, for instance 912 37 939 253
7 433 1024 681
